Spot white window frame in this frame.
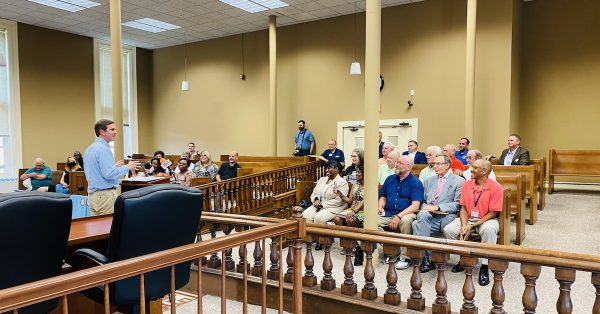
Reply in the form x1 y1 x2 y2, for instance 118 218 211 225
0 19 22 177
92 39 138 158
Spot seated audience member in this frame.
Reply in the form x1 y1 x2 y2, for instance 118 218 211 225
443 144 466 173
153 150 165 159
412 155 463 273
335 165 365 266
455 137 470 165
187 142 199 159
302 160 349 231
149 158 170 177
343 148 363 184
318 139 345 168
461 149 496 180
378 142 394 166
378 131 384 158
55 156 83 194
485 134 531 165
20 158 53 192
419 146 442 184
378 156 424 270
73 150 84 170
193 150 219 182
443 160 502 286
174 158 195 186
402 140 427 164
217 151 241 181
174 151 195 174
378 150 400 186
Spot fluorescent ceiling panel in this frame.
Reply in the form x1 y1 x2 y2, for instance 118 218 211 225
123 18 181 33
220 0 288 13
28 0 100 12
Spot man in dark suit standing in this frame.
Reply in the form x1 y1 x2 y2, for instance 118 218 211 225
402 140 427 164
486 134 530 165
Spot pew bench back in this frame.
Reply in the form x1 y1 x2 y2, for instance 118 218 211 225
548 149 600 193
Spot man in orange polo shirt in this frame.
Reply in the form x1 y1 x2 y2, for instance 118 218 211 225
443 159 503 286
443 144 465 174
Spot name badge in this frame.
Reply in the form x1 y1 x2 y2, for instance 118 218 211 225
471 210 479 219
329 153 333 156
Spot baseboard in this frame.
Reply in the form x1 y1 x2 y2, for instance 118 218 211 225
547 181 600 192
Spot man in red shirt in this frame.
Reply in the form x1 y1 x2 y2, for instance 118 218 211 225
443 144 465 174
443 159 503 286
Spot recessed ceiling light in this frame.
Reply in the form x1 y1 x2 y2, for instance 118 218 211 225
28 0 100 12
220 0 288 13
123 18 181 33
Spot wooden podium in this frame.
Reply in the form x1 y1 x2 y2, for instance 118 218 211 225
120 176 171 193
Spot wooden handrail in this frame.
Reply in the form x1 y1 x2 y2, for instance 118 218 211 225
0 220 299 312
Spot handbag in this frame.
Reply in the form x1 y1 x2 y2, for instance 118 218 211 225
299 199 312 209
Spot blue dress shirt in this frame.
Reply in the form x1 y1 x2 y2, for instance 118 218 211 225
378 173 424 217
84 137 130 193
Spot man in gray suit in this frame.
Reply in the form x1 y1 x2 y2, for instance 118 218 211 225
412 154 464 273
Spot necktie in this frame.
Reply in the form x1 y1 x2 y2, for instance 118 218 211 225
433 176 445 204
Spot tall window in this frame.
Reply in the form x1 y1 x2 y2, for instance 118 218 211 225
0 20 22 177
94 40 138 159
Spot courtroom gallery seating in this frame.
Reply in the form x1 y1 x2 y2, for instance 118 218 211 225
69 185 203 308
0 192 72 314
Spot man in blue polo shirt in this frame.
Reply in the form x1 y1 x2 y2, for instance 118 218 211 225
20 158 53 191
378 155 424 270
294 120 314 156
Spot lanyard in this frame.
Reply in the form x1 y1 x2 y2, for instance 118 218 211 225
472 189 483 208
296 130 306 147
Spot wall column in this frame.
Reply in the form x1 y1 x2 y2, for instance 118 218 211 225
269 15 277 155
363 0 381 233
465 0 477 143
109 0 124 160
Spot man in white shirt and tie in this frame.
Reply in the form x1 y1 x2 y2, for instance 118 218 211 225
412 154 464 273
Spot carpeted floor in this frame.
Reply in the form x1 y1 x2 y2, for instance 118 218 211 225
171 191 600 313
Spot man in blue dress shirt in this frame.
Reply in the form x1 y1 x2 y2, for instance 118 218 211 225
84 119 140 216
294 120 315 156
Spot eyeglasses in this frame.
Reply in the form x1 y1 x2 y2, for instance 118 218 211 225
433 162 448 166
351 155 358 158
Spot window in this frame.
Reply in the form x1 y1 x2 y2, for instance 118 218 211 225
0 19 22 177
94 40 138 159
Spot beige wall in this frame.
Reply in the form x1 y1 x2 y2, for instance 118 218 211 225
18 23 95 168
519 0 600 159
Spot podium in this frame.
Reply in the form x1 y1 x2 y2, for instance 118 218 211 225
120 176 171 193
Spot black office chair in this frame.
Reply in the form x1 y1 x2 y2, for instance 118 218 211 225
0 192 72 314
70 185 203 308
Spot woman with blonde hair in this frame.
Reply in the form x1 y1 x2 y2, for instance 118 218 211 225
192 150 219 182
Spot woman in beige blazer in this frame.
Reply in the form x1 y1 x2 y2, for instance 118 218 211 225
302 160 349 226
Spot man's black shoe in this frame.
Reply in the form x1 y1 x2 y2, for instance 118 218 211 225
451 263 465 273
419 255 436 273
314 243 323 251
478 265 490 286
353 246 363 266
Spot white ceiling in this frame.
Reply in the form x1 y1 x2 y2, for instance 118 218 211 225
0 0 424 49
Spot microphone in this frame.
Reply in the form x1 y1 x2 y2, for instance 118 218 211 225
143 162 153 175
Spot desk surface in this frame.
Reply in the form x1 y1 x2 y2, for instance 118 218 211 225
68 214 113 245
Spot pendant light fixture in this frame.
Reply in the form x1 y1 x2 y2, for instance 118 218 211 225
350 0 361 75
181 13 190 91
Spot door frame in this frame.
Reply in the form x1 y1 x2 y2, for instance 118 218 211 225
336 118 419 152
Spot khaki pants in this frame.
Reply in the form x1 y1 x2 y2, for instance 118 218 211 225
89 189 117 216
378 213 417 256
443 218 499 265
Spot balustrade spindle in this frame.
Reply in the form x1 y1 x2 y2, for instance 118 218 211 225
360 241 377 300
207 223 222 268
237 243 250 273
302 234 317 287
555 268 576 314
521 263 541 314
383 244 402 306
406 248 425 311
460 256 478 314
340 238 357 296
196 224 207 266
251 240 263 277
222 225 235 271
320 236 336 291
489 259 509 314
592 273 600 314
284 239 294 283
267 236 280 280
432 252 451 314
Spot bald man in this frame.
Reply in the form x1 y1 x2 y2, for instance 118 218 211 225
20 158 53 192
216 151 241 181
378 150 400 185
443 159 503 286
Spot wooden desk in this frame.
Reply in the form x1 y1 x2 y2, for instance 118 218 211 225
120 177 171 193
68 215 112 246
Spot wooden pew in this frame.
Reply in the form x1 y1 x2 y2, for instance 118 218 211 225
530 158 546 210
214 161 279 175
69 171 88 195
497 175 526 245
492 165 538 225
220 155 313 167
548 149 600 193
411 163 427 177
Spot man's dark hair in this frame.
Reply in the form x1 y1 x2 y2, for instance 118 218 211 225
298 120 306 124
154 150 165 158
510 133 522 141
461 137 470 145
409 140 418 146
188 142 195 146
94 119 114 137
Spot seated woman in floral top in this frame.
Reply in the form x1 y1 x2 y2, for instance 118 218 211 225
334 165 365 266
192 150 219 182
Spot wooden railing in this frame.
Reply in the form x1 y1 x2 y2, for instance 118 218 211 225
194 161 325 214
0 216 305 314
199 210 600 314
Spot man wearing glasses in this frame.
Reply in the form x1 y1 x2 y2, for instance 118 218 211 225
412 155 463 273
